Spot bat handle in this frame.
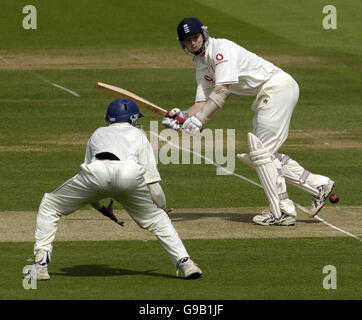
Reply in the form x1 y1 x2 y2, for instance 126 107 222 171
174 115 186 124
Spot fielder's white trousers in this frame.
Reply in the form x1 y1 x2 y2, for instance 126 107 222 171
34 160 189 266
250 72 329 214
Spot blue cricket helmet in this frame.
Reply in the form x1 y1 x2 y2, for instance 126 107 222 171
105 98 144 125
177 17 209 55
177 17 204 41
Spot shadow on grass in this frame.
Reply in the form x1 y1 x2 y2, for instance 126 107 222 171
52 264 176 279
171 212 256 223
170 212 320 224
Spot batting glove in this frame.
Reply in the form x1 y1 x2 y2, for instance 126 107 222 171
162 117 181 130
162 108 189 130
181 116 203 136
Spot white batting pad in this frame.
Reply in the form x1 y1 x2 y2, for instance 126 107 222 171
236 153 255 168
275 153 323 197
247 132 282 219
238 152 324 199
280 199 297 217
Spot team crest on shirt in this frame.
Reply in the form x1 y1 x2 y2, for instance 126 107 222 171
204 75 214 82
215 53 228 65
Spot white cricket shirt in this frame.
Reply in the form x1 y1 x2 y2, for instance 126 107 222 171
194 37 282 101
84 123 161 184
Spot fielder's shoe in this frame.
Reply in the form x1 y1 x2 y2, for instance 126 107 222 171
309 179 335 217
253 211 296 226
176 257 202 279
23 263 50 281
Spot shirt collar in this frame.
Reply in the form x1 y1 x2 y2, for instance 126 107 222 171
109 122 132 127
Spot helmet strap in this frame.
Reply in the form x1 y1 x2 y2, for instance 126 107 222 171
129 114 139 126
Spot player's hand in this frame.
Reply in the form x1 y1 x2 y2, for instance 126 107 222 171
165 208 174 214
99 199 124 227
162 117 181 130
162 108 189 130
106 199 114 212
181 116 203 136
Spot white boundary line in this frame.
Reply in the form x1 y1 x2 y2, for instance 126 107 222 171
0 56 80 97
31 72 80 97
314 215 362 242
151 131 362 242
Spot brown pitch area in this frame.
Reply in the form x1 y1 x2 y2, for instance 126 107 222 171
1 206 361 242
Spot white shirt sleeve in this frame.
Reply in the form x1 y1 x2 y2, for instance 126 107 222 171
195 63 214 102
148 182 166 209
195 83 213 102
84 139 92 164
213 48 239 86
138 131 161 184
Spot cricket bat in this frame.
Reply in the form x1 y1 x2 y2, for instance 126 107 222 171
95 82 168 116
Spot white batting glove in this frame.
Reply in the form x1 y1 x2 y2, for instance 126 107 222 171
181 116 203 136
162 117 181 130
162 108 189 130
168 108 181 117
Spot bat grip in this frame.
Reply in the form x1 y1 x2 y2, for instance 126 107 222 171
174 115 186 124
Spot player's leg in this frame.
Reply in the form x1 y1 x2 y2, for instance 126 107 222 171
28 162 109 280
237 152 334 217
247 133 296 226
249 72 299 225
275 153 335 216
114 174 202 278
251 72 334 218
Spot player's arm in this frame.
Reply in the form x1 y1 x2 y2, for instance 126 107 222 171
181 84 230 135
147 182 174 214
185 101 206 116
147 182 166 210
162 84 230 134
187 84 230 121
84 139 92 164
138 133 172 213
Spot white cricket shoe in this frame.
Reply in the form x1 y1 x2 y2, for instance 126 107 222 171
253 211 296 226
309 179 335 217
275 213 296 226
252 211 276 226
23 263 50 281
176 257 202 279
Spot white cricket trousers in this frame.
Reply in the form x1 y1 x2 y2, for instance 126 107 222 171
34 159 189 266
250 72 329 211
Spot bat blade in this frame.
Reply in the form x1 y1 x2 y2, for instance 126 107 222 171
95 82 168 116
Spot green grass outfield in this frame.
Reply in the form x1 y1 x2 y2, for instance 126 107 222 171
0 0 361 302
1 238 361 300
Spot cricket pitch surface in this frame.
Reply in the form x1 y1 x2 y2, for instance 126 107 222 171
1 206 361 242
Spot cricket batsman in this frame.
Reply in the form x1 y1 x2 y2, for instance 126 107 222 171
23 98 202 280
162 17 335 226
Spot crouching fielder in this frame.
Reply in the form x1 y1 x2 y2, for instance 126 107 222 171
162 18 335 226
23 98 202 281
